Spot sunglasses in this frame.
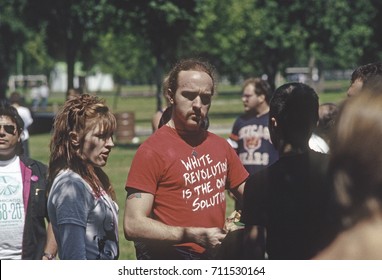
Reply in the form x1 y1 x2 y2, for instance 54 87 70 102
0 124 16 135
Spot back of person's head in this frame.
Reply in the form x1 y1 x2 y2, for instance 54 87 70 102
242 77 272 104
269 82 319 150
9 91 23 105
315 103 339 141
66 87 84 100
330 88 382 228
350 61 382 85
0 100 24 155
49 94 116 197
362 74 382 93
167 58 216 96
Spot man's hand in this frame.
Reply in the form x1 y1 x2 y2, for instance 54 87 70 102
184 227 226 248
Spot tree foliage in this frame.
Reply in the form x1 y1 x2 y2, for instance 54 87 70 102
110 0 199 110
0 0 28 99
190 0 375 89
23 0 115 91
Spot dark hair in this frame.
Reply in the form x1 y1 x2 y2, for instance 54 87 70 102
350 61 382 84
242 77 272 104
269 82 319 149
158 107 173 129
315 102 339 141
0 100 24 155
362 74 382 93
9 91 24 105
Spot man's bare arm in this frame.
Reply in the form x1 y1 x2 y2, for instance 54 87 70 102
229 181 246 205
123 191 226 248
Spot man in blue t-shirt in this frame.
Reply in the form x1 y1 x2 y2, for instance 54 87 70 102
228 78 278 210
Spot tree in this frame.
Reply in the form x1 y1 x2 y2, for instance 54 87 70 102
190 0 375 90
24 0 114 93
112 0 199 111
95 31 156 109
188 0 306 88
0 0 28 99
361 0 382 62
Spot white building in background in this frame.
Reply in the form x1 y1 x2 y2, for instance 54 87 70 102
86 72 114 92
50 63 114 92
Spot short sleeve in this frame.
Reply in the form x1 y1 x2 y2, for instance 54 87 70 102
125 144 165 194
50 178 92 228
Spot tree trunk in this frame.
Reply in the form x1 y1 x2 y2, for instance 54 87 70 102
66 39 77 92
67 56 75 91
0 67 8 100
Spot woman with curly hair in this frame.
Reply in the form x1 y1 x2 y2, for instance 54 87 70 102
47 94 119 259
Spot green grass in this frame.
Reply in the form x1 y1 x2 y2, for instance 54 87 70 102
29 83 347 259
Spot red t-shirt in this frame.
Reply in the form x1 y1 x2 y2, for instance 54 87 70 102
126 125 249 253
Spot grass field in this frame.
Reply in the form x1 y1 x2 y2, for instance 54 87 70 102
28 81 348 259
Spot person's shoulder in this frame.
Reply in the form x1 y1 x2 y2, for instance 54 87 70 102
136 126 173 154
16 105 29 112
248 165 270 180
207 131 232 144
143 126 169 143
53 170 89 193
235 113 252 123
243 168 270 210
20 156 47 169
309 149 330 162
309 149 330 171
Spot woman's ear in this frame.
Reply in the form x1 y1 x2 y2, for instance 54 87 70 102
69 131 80 147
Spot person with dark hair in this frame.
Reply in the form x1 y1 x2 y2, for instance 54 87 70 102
47 94 119 260
309 102 339 153
151 75 170 132
228 78 278 210
9 91 34 157
124 58 249 260
347 61 382 97
241 83 334 259
0 101 57 259
315 84 382 259
66 87 83 100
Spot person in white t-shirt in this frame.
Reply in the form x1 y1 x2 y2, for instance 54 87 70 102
0 101 56 259
309 103 338 154
39 81 50 111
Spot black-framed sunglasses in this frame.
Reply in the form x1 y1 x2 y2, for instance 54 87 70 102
0 124 16 135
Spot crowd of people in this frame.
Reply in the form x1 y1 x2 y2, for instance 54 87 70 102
1 59 382 260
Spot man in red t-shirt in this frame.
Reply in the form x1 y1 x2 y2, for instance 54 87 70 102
124 59 249 259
